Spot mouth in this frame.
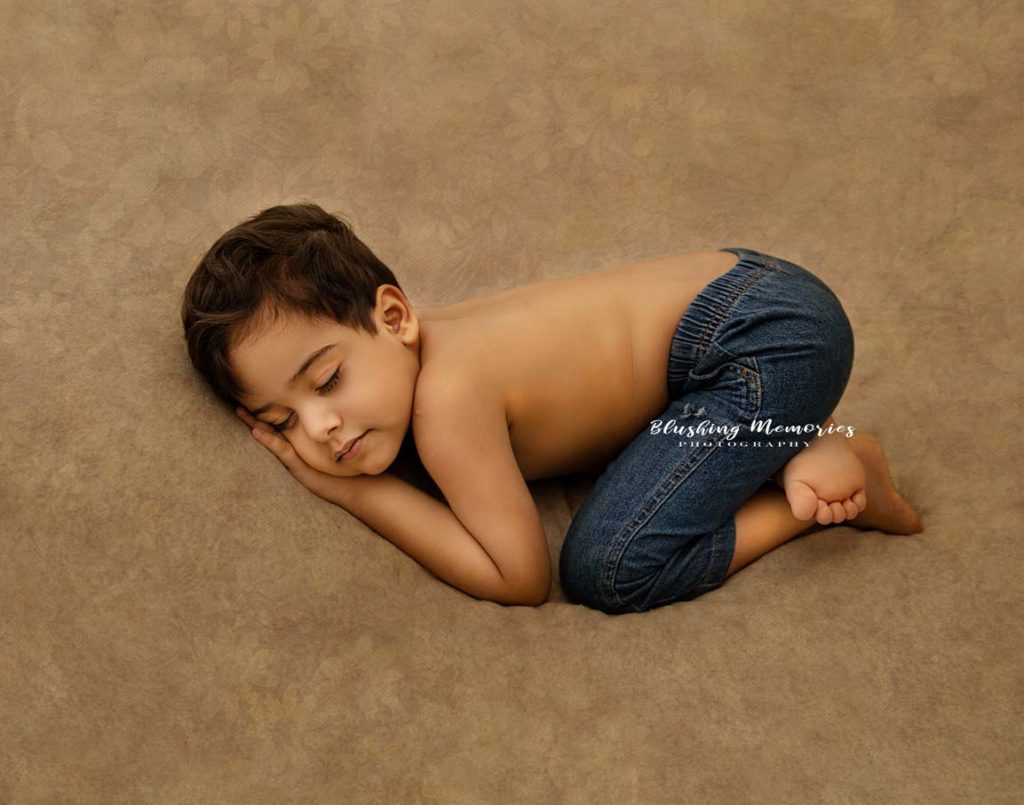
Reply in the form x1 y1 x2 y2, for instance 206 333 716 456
335 432 367 462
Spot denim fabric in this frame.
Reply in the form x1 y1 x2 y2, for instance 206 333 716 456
559 247 855 614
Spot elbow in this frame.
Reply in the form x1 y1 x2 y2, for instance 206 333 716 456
527 566 553 605
510 575 551 607
490 584 548 607
517 586 549 607
499 555 551 606
505 589 548 607
527 588 550 606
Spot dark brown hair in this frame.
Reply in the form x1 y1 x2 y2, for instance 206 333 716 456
180 202 402 410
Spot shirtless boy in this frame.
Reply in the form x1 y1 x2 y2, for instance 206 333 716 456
181 203 923 611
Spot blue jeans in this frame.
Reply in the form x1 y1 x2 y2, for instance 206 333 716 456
559 247 855 614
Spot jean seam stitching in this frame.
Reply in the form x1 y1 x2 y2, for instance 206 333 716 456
696 257 777 356
605 357 763 609
734 360 763 422
668 252 774 394
603 441 722 611
696 527 728 592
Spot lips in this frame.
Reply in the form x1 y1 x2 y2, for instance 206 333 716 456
335 432 366 461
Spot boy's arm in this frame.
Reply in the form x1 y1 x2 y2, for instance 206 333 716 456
236 404 543 606
409 373 552 605
330 471 542 606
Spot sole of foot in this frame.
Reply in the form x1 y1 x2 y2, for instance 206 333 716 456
842 430 924 535
777 434 868 524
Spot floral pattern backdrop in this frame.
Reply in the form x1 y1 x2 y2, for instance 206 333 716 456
1 0 1020 801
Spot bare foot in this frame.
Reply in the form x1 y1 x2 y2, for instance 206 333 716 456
775 432 868 525
842 431 924 535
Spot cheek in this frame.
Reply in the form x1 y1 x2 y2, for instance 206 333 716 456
283 433 305 457
287 434 326 462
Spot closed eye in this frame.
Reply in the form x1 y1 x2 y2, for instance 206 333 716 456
270 369 341 432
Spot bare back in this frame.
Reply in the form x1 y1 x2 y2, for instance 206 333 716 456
416 249 740 481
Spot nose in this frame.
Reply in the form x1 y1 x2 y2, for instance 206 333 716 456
300 400 342 443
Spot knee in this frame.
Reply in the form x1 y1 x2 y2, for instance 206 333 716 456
563 522 727 614
559 524 632 614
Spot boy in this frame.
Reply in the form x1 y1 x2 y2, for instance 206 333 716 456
181 203 922 611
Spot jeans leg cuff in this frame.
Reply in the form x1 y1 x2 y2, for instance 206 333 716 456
700 516 737 593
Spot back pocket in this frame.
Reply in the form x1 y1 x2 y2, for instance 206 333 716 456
686 342 762 425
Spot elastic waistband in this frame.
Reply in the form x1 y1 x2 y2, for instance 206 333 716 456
668 246 780 376
719 246 776 269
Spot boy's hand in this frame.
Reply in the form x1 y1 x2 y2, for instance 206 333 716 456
234 406 349 505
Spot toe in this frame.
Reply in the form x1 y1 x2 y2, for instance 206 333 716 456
842 498 859 520
817 499 834 525
830 501 846 522
853 490 867 512
785 480 819 521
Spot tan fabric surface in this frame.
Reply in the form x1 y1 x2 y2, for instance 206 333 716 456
2 1 1021 802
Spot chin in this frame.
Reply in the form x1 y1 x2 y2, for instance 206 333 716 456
341 460 385 477
358 450 392 475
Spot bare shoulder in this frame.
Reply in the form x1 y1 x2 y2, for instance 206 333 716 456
410 345 520 511
412 320 511 424
410 344 549 596
412 350 507 440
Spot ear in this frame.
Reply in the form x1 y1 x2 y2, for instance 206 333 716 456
377 285 419 342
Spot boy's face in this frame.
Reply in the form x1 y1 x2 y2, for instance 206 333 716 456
230 286 422 476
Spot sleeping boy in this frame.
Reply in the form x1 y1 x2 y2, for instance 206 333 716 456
180 203 922 612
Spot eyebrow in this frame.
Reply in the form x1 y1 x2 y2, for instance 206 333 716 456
249 343 337 416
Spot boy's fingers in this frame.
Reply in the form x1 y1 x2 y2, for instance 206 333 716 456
253 429 299 473
263 434 323 488
251 426 302 471
242 415 332 497
251 426 279 449
238 407 278 441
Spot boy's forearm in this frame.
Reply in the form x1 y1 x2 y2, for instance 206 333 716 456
326 472 538 606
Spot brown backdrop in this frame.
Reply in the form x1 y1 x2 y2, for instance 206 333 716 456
1 1 1021 802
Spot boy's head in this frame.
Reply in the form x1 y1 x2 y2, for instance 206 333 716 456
180 202 424 475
